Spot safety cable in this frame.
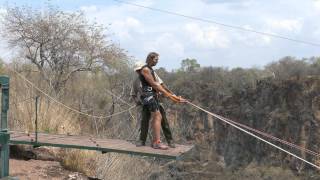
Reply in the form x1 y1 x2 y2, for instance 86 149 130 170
114 0 320 47
214 113 320 157
8 67 137 119
105 88 137 123
105 89 131 107
9 96 37 106
186 101 320 169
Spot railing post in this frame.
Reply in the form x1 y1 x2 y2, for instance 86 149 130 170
35 96 39 143
0 75 10 178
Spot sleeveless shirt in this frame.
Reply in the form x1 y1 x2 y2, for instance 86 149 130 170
138 65 156 93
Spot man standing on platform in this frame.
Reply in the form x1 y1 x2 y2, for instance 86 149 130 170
131 52 185 150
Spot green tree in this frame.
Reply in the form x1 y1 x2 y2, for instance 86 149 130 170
180 58 200 72
2 5 125 96
265 56 308 80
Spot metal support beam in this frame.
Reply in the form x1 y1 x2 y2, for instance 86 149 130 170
0 76 10 178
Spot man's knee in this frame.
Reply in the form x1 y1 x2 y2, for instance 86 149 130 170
152 111 162 120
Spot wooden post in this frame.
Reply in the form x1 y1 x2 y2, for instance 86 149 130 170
0 76 10 178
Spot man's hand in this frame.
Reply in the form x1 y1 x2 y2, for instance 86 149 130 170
177 96 187 103
169 94 187 103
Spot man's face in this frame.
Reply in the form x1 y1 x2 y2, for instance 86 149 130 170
151 56 159 66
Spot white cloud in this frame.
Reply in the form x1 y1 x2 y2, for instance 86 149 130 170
80 3 148 42
123 17 141 29
1 0 318 69
265 18 303 33
0 8 7 22
0 7 6 14
111 17 144 41
184 23 230 49
314 0 320 10
144 33 184 56
235 25 272 46
80 5 97 13
261 36 272 44
314 27 320 40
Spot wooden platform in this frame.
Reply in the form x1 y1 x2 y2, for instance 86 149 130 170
9 131 194 160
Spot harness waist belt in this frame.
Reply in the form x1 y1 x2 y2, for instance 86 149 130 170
142 86 153 92
145 96 153 102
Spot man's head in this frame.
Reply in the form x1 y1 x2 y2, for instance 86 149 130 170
134 61 145 72
146 52 159 67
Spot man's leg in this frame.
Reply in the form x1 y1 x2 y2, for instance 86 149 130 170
151 110 168 150
148 99 168 150
159 104 175 148
151 110 162 143
137 106 150 146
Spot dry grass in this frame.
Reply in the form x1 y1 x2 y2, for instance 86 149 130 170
9 89 81 135
58 149 98 177
7 70 161 179
8 71 98 176
95 153 159 180
8 70 81 134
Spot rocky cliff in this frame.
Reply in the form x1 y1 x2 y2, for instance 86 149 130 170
214 77 320 172
152 77 320 179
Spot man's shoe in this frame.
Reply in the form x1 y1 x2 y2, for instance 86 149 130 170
152 141 169 150
136 140 146 147
167 140 176 148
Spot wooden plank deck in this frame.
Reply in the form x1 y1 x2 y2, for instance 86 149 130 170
9 131 194 160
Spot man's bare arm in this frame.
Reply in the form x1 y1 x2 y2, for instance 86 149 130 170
161 84 173 94
141 67 171 97
141 67 186 103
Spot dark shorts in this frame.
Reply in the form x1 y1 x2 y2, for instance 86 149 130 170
141 95 160 112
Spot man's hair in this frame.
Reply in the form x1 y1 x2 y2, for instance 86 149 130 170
146 52 159 63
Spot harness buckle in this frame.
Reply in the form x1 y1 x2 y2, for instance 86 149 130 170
143 86 153 92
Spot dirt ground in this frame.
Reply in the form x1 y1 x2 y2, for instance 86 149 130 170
9 159 88 180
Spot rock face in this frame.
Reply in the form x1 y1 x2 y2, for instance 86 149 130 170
214 77 320 171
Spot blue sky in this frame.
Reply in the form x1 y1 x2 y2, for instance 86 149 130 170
0 0 320 70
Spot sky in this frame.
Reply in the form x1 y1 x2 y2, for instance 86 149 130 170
0 0 320 70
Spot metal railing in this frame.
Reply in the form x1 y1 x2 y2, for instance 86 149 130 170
0 75 10 178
